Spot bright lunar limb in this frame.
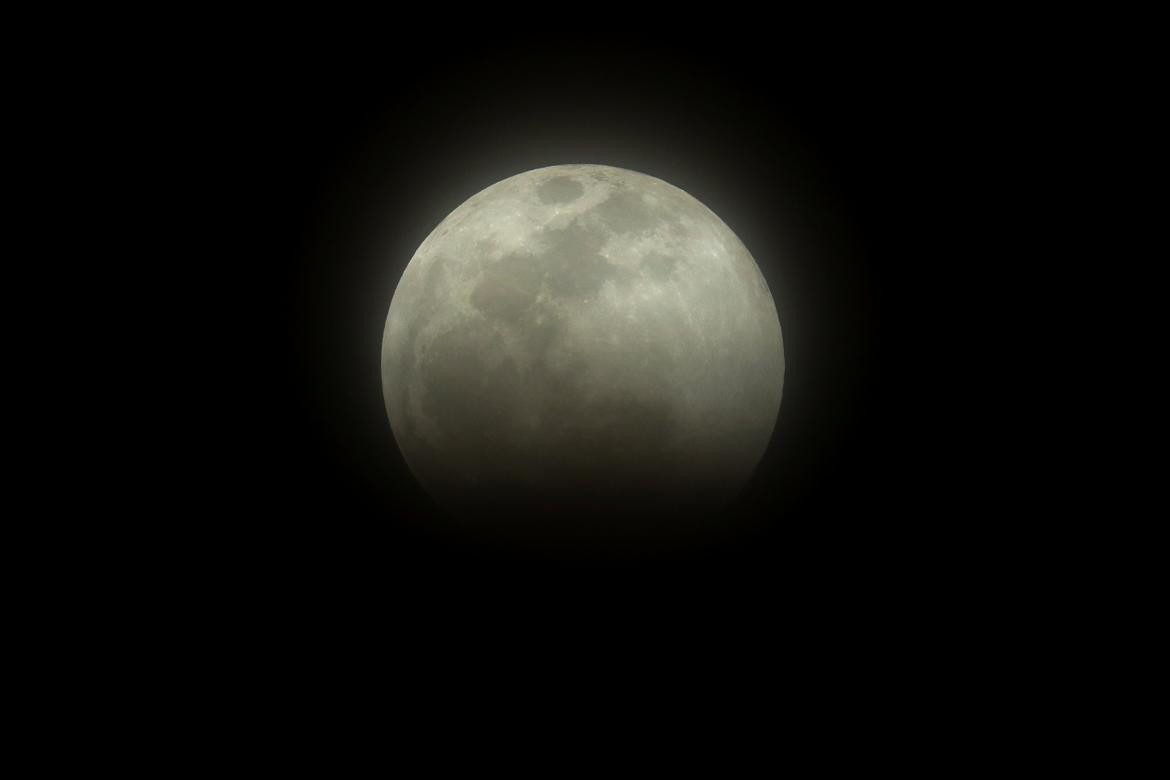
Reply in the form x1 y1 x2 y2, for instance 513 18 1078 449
382 164 784 535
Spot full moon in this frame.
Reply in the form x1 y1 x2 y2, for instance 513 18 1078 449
382 164 783 538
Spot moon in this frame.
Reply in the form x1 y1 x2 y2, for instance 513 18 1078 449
382 164 783 537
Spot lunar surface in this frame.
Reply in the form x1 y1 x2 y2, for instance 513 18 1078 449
382 164 783 534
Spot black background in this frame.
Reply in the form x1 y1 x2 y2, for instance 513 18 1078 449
166 23 1003 645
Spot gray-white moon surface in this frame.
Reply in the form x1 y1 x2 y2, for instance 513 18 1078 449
382 164 783 523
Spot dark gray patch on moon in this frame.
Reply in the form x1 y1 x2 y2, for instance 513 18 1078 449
418 325 521 447
594 188 657 234
558 393 675 459
470 251 542 321
541 222 624 300
520 309 563 371
641 252 681 282
537 176 584 204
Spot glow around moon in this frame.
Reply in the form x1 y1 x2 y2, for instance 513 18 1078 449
382 164 783 526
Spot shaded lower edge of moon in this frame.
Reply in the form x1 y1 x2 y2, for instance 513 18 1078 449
409 478 759 558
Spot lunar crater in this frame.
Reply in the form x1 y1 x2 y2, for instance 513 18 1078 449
537 175 585 204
